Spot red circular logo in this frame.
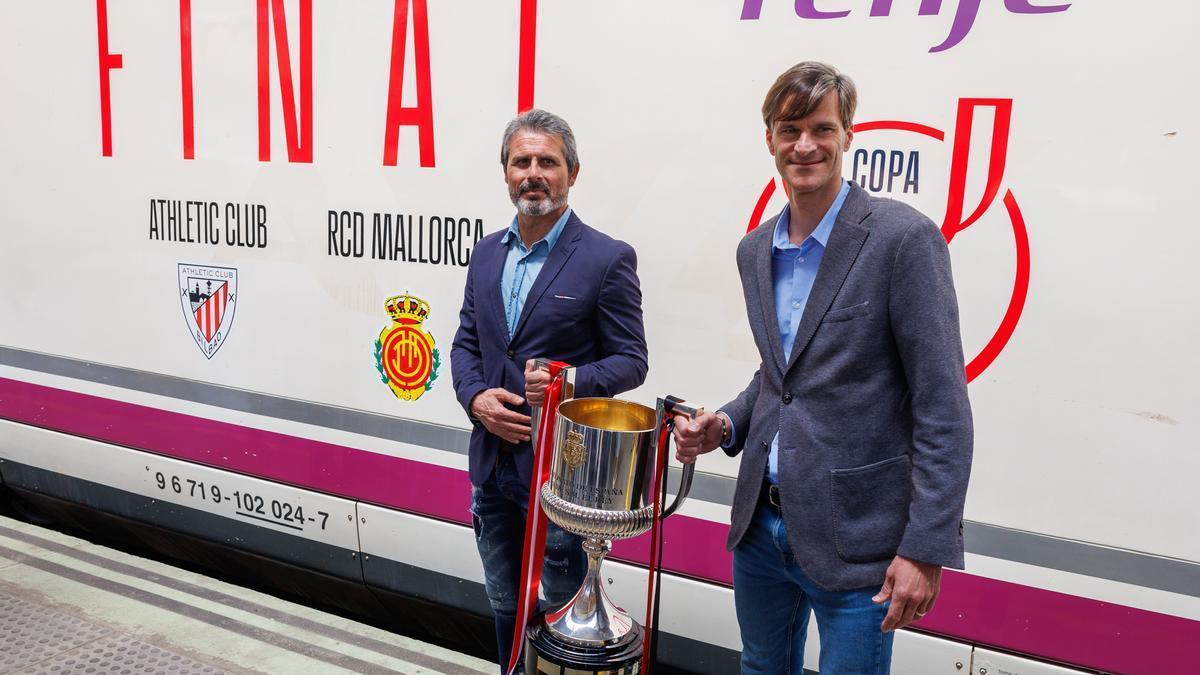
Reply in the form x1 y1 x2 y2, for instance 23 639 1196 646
382 324 434 389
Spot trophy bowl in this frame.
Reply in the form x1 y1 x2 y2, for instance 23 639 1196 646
541 397 659 539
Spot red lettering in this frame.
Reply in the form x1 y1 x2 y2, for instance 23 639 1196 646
95 0 123 157
382 0 435 167
180 0 194 159
257 0 312 163
517 0 537 112
942 98 1012 243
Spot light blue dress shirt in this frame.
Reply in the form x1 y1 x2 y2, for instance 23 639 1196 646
499 208 572 340
722 181 850 484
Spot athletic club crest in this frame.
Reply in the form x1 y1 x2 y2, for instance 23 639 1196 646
374 293 440 401
178 264 238 359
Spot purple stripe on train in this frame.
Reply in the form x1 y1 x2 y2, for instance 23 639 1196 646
0 377 733 581
1 377 1194 673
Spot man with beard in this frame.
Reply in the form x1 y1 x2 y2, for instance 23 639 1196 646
451 109 648 673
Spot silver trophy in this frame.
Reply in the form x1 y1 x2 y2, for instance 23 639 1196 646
525 364 697 674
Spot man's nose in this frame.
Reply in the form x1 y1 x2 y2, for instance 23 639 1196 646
792 133 817 155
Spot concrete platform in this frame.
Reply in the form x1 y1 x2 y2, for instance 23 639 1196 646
0 515 492 674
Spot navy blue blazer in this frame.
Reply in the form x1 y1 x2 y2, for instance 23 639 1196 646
451 211 648 486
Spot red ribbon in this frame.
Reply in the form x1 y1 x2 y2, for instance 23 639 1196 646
640 418 674 675
507 361 568 675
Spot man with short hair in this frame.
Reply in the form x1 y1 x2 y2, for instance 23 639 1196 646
674 62 973 673
451 109 648 672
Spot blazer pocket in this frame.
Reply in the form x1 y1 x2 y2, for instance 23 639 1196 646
540 294 589 323
830 454 911 563
822 300 871 324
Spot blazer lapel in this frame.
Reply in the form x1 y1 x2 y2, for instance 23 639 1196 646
784 186 872 374
487 232 513 344
753 224 787 373
509 213 582 343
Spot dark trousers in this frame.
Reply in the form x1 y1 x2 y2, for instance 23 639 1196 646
470 453 586 673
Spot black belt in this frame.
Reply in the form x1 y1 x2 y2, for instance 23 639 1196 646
761 480 782 508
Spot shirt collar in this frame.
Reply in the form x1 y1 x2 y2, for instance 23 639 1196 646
772 180 851 251
502 207 573 253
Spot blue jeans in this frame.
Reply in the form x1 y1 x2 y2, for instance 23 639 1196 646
471 453 586 673
734 500 894 675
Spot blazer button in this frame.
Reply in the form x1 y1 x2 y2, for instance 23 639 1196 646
506 349 515 359
782 392 793 404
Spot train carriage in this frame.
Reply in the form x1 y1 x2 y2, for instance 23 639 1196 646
2 2 1197 673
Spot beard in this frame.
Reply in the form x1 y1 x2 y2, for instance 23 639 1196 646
510 179 568 217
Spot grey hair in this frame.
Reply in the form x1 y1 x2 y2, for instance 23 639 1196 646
500 109 579 174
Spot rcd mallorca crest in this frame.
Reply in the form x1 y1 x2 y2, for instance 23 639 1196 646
178 264 238 359
374 293 440 401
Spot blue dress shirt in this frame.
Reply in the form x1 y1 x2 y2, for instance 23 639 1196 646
499 208 572 340
722 181 850 484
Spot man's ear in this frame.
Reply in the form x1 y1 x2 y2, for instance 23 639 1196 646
765 127 776 156
568 163 580 187
843 128 854 151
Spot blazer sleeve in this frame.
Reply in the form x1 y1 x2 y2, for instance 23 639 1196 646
716 229 765 457
451 253 489 417
889 218 974 569
718 368 760 457
573 242 649 399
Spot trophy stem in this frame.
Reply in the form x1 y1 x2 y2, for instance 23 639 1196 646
543 538 636 647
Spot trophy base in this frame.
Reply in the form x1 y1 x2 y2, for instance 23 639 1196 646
525 618 643 675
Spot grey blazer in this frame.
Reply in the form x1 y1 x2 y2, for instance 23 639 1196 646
720 183 973 592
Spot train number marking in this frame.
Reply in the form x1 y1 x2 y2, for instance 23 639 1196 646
151 470 330 533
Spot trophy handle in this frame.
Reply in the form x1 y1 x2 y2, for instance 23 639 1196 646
657 397 699 519
661 463 695 519
529 359 574 461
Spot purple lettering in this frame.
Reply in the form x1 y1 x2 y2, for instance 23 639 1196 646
869 0 943 16
1005 0 1070 14
744 0 1069 53
741 0 764 19
796 0 849 19
929 0 981 52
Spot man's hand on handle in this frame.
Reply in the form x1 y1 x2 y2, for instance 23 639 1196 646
671 410 729 464
470 388 531 444
523 360 551 407
873 555 942 631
